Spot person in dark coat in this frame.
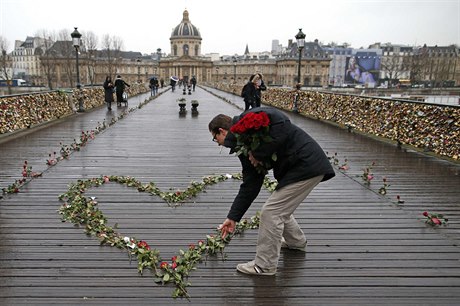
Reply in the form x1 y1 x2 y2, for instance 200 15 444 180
251 73 266 107
208 106 335 276
114 75 130 106
242 73 266 110
103 75 114 110
149 77 159 96
190 76 197 91
170 78 177 92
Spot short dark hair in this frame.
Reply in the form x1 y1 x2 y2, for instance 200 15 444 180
208 114 232 134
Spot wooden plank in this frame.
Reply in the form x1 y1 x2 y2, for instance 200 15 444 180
0 87 459 304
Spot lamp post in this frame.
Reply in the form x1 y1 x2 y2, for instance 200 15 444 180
293 28 305 113
215 66 219 83
136 57 141 83
71 27 83 112
232 56 237 84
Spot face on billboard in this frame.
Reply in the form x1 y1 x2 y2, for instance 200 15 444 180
345 52 380 84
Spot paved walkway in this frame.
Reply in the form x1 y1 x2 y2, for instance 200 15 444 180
0 86 459 305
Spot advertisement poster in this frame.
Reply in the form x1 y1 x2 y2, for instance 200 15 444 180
345 51 381 86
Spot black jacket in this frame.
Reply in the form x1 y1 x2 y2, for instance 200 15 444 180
103 80 114 102
114 77 130 93
223 107 335 222
242 82 258 106
242 81 266 108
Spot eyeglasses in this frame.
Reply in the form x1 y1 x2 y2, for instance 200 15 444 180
212 132 219 142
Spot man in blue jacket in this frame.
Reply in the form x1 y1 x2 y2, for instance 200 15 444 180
208 106 335 275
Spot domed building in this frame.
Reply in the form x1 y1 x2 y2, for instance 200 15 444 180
159 9 212 84
158 9 331 89
170 9 202 57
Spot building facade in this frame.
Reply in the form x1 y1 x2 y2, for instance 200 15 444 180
412 44 459 87
156 9 213 85
156 10 331 88
6 10 459 90
11 36 52 85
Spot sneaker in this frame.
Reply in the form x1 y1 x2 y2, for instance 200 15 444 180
281 239 307 252
236 260 276 276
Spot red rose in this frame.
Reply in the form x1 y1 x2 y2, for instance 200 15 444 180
230 121 245 134
423 211 429 217
137 240 150 250
431 217 441 225
160 261 169 269
171 256 177 262
230 111 270 134
171 262 177 269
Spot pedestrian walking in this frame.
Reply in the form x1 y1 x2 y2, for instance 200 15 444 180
190 76 197 91
114 75 130 106
103 76 114 110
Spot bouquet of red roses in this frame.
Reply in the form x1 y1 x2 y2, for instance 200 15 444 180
230 111 276 173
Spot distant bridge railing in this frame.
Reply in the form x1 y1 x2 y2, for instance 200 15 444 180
0 84 148 137
211 83 459 162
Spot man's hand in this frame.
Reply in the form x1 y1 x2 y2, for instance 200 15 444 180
218 218 236 239
248 151 262 168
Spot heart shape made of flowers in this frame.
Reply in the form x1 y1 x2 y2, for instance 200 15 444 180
58 174 277 299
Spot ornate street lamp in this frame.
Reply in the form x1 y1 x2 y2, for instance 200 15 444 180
71 27 83 112
136 57 141 83
293 28 305 113
232 56 237 84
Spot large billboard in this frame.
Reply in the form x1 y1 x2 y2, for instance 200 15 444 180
345 50 381 86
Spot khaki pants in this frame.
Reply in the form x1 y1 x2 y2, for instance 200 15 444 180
254 175 324 270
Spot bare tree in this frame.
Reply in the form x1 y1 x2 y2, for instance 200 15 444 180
36 29 57 89
378 46 415 88
0 36 13 95
101 34 115 77
56 29 75 88
409 45 456 87
82 31 98 85
112 36 124 75
101 34 124 78
381 54 405 84
410 45 428 85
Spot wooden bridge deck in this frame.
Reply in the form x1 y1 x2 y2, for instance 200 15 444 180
0 87 459 305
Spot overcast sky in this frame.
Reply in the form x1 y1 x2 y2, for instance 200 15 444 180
1 0 459 55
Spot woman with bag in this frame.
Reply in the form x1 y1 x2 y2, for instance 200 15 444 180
103 76 114 111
